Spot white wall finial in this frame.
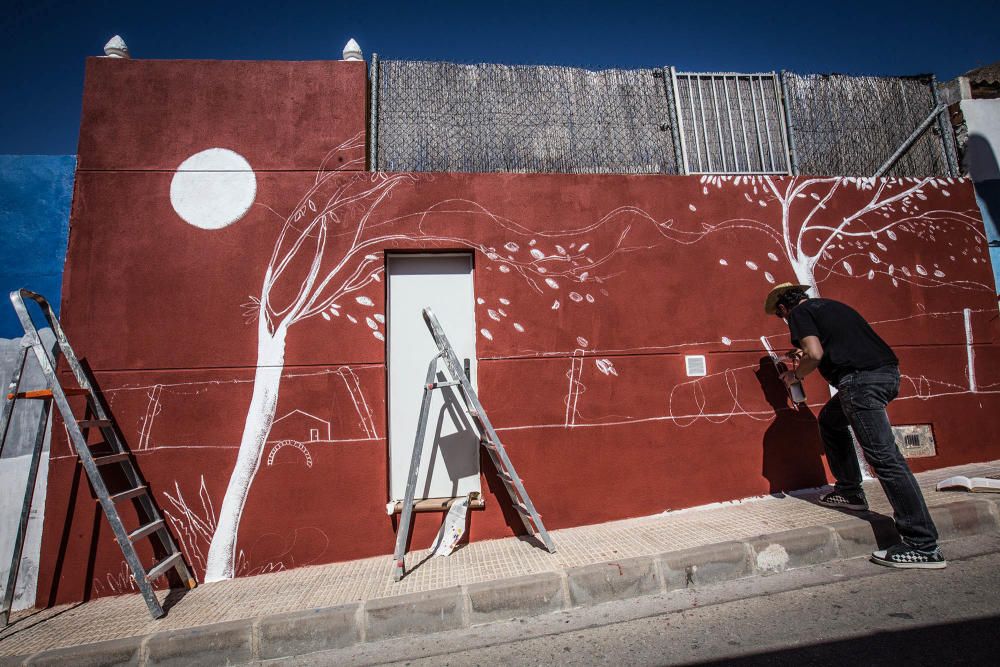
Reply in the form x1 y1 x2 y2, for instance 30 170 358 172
103 35 130 59
342 38 363 61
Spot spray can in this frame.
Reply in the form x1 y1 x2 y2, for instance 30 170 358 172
761 336 807 405
785 369 807 404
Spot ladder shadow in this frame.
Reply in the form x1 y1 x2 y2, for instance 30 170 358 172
71 361 193 595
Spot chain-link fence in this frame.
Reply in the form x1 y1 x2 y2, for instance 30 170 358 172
782 73 953 177
373 59 676 174
372 59 957 178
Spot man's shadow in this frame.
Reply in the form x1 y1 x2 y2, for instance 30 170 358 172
755 357 827 494
755 357 899 547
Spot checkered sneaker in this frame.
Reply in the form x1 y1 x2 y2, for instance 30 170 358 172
871 544 947 569
817 491 869 511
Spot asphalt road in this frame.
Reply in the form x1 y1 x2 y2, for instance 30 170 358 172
282 533 1000 666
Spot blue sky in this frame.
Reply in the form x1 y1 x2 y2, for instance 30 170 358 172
2 0 998 155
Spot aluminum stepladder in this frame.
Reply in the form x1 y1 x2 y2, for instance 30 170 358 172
391 307 556 581
0 289 194 626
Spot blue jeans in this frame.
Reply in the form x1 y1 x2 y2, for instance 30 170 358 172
818 365 939 550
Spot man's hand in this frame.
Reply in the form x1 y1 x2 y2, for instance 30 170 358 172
784 348 804 362
780 369 800 388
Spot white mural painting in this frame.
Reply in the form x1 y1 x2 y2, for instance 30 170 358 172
164 144 994 582
167 135 681 581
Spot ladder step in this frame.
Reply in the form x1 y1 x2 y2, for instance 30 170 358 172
129 519 165 543
7 387 90 400
111 485 148 503
78 419 112 429
93 452 130 466
145 552 183 582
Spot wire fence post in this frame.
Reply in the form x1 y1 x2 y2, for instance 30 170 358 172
779 71 799 175
663 66 686 174
368 52 380 172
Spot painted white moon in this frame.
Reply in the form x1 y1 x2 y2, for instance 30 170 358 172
170 148 257 230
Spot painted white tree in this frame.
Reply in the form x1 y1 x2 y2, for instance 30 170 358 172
697 175 991 295
201 142 681 581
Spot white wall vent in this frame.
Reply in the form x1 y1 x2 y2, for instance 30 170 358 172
685 355 707 377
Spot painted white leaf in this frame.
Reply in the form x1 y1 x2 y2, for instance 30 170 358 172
365 254 379 261
321 312 331 321
545 278 559 289
933 270 945 278
578 243 590 252
499 298 510 305
498 308 507 317
868 253 880 264
876 242 887 251
569 292 584 302
480 328 493 340
576 336 589 347
530 248 546 260
842 261 853 275
585 294 595 303
901 266 911 277
552 300 561 310
764 272 775 283
477 297 486 305
767 252 779 262
867 270 875 280
719 259 729 266
745 261 758 271
488 309 501 321
887 230 897 240
375 314 385 324
688 204 697 212
595 359 618 376
366 317 377 330
504 242 520 252
355 296 374 307
347 314 358 324
721 337 732 346
555 245 567 255
915 265 928 276
888 264 895 275
513 323 525 333
373 331 385 341
499 265 510 273
529 239 537 246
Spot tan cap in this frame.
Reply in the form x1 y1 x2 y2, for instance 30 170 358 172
764 282 811 315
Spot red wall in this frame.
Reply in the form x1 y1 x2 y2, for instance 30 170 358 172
36 59 1000 605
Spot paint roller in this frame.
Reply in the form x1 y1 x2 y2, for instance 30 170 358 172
760 336 807 405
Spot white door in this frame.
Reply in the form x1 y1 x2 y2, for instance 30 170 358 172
387 254 481 501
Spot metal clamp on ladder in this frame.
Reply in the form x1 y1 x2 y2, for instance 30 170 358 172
391 307 556 582
0 289 195 626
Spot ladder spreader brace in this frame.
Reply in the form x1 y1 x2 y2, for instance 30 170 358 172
391 308 556 582
0 289 195 626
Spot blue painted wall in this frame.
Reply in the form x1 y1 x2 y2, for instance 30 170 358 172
0 155 75 338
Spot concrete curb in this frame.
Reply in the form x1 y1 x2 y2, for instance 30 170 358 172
10 496 1000 666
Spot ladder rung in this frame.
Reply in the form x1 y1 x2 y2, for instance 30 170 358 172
513 503 533 517
111 485 148 503
78 419 112 429
93 452 130 466
145 552 183 582
430 380 461 389
129 519 165 543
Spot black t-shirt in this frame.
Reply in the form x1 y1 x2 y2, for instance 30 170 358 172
787 298 898 385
